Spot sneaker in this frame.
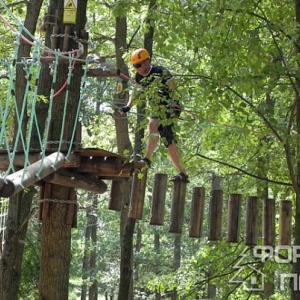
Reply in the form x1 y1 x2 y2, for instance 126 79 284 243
140 157 151 168
170 172 189 183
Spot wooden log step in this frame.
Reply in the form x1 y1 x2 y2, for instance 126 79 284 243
169 181 187 234
244 196 259 246
227 194 242 243
150 173 168 225
208 189 223 241
263 198 275 246
279 200 292 246
128 168 148 219
189 187 205 238
109 180 123 211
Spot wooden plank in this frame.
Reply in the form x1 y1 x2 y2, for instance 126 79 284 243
169 181 187 234
73 148 127 160
279 200 292 245
227 194 242 243
150 173 168 225
0 152 65 197
43 170 107 194
128 168 148 219
76 156 122 174
263 198 275 246
244 196 259 246
208 190 223 241
189 187 205 238
109 181 123 211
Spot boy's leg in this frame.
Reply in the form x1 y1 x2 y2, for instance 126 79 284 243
143 118 160 160
159 122 189 182
167 143 185 174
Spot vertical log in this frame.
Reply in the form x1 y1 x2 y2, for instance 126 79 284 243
63 25 72 52
39 184 45 221
74 121 82 150
244 196 259 246
128 169 147 219
279 200 292 246
263 198 275 246
65 188 77 227
150 173 168 225
80 30 89 59
208 189 223 241
189 187 205 238
109 181 122 211
227 194 242 243
51 25 59 51
41 183 52 220
169 181 187 234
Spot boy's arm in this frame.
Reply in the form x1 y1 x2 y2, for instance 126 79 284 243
119 89 140 113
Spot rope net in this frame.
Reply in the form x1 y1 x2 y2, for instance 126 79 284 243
0 2 102 252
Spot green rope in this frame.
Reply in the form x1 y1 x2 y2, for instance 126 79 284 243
66 61 89 158
56 56 74 159
4 32 21 176
0 2 107 187
35 51 60 177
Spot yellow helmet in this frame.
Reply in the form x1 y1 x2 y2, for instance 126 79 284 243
130 48 150 64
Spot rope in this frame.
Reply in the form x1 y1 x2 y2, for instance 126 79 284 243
0 4 91 180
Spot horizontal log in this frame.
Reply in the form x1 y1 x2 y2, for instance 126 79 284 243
0 152 65 197
43 170 107 194
86 68 119 78
75 157 139 178
0 152 80 170
76 156 122 174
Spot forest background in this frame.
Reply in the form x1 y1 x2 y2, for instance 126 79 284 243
0 0 299 299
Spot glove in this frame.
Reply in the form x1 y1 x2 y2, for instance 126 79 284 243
168 100 183 117
120 106 131 113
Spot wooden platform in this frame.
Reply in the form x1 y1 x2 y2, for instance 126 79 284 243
0 148 145 197
0 148 142 181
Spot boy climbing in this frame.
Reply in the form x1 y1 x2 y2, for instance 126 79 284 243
120 48 189 183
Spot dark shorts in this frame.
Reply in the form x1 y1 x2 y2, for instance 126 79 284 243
151 117 177 147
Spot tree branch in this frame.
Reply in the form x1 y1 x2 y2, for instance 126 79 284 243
196 153 292 186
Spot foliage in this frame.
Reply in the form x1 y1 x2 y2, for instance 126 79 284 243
2 0 298 298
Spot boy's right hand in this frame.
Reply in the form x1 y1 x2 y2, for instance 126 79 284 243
120 106 131 114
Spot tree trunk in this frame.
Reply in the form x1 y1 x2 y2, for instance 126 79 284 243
81 208 92 300
39 1 87 299
115 2 157 298
81 195 98 300
170 234 182 300
293 2 300 299
89 196 98 299
0 0 42 299
113 12 135 300
0 188 36 300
